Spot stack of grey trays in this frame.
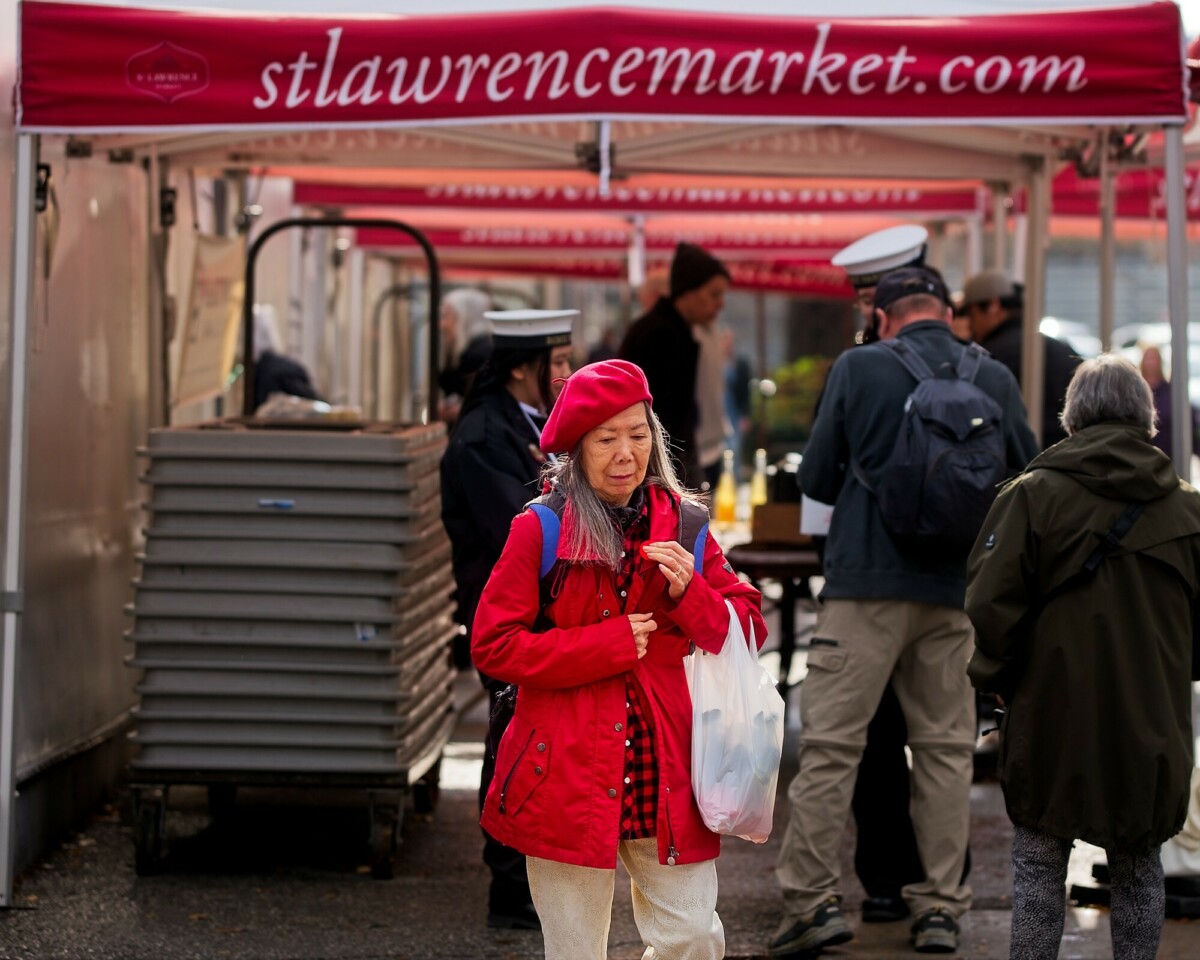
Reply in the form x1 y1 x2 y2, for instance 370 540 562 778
125 420 456 785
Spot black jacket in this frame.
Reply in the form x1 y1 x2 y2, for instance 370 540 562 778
439 388 547 636
252 351 321 412
619 297 701 487
799 321 1039 609
978 316 1081 447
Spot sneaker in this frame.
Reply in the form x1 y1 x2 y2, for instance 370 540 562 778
910 907 959 954
768 896 854 957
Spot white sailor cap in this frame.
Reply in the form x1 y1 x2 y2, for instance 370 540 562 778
485 309 577 349
831 225 929 289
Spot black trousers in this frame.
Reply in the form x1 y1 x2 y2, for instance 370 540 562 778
851 682 925 898
479 673 530 907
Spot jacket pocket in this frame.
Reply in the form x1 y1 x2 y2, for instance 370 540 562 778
496 717 551 817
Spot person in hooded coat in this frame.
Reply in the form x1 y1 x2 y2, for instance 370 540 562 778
966 354 1200 960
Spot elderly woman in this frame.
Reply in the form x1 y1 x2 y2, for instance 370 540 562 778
966 354 1200 960
472 359 765 960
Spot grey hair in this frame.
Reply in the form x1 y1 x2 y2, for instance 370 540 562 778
541 402 705 569
1060 353 1157 438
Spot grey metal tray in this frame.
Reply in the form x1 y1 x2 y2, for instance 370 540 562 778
142 504 443 542
140 445 444 490
141 421 447 462
139 528 448 570
129 704 455 777
135 544 452 595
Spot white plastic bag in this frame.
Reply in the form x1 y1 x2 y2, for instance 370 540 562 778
684 600 785 843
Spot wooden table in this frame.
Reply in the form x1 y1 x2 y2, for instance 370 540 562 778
725 542 823 696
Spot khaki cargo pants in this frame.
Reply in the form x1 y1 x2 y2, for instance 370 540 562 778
775 598 975 922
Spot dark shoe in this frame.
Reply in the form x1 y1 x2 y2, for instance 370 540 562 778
768 897 854 957
862 895 910 923
910 907 959 954
486 900 540 931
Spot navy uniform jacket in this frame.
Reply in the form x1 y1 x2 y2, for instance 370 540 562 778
440 388 547 637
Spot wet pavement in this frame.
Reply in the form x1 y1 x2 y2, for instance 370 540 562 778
1 595 1198 959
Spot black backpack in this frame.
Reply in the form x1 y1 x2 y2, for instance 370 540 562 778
853 338 1006 552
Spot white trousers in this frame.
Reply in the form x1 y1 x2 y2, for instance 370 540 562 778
527 838 724 960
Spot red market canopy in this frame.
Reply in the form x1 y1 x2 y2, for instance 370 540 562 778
17 1 1188 133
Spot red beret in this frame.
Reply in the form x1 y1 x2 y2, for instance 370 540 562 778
540 360 653 453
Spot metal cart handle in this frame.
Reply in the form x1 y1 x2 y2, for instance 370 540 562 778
241 217 441 420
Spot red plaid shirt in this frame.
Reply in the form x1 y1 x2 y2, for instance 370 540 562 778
612 489 658 840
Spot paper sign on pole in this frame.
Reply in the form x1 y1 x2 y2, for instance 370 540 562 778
174 235 245 409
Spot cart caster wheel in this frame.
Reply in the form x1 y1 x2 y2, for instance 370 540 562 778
133 788 167 877
413 760 441 815
207 784 237 824
368 803 400 880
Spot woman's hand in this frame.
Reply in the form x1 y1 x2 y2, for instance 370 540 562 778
628 612 658 659
642 540 694 601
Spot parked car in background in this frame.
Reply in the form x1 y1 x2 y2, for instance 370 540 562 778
1111 321 1200 404
1039 317 1101 359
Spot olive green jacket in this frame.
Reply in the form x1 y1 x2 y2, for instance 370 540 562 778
966 422 1200 853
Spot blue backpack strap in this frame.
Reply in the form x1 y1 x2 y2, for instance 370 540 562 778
527 488 567 579
678 499 710 576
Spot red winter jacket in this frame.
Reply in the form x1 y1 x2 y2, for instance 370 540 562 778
472 484 766 869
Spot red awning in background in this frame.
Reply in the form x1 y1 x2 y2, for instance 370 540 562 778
1051 164 1200 220
295 179 982 217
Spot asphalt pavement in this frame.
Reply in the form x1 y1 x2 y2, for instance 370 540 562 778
1 596 1198 959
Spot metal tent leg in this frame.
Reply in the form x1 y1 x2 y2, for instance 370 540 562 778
1164 125 1193 478
0 133 40 907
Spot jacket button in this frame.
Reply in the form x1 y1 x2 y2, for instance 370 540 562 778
667 856 676 866
607 788 617 798
602 609 611 617
534 766 543 775
614 723 623 732
536 742 546 752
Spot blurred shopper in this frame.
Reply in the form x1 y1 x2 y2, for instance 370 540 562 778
967 354 1200 960
621 243 730 489
771 267 1037 957
439 309 575 930
962 269 1080 447
586 327 620 365
822 224 930 923
472 359 765 960
250 304 322 413
723 328 752 473
438 287 493 425
1140 345 1200 462
694 316 733 491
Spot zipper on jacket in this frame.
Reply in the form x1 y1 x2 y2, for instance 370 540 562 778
498 729 536 815
663 785 680 863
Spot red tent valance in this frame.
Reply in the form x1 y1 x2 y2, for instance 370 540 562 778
17 1 1188 133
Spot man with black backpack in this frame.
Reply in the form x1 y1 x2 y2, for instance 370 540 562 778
769 266 1038 958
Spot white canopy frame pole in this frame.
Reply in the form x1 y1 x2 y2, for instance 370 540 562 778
1164 124 1193 477
0 133 40 907
1021 156 1050 446
348 246 366 412
988 183 1008 272
1098 134 1116 352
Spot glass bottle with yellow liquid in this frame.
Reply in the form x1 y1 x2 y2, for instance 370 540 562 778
714 449 737 526
750 448 769 509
